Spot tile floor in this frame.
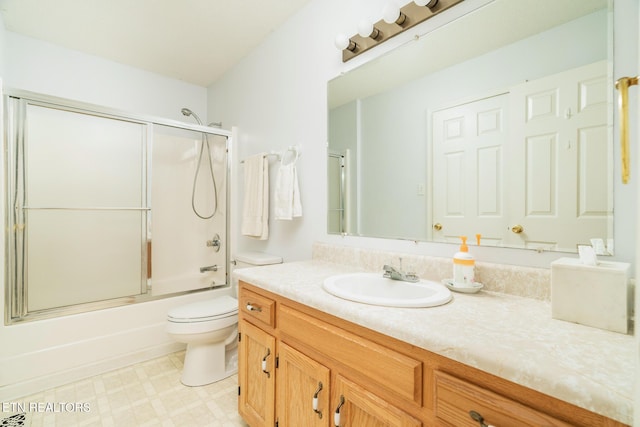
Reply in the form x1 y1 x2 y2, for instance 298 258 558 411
3 351 248 427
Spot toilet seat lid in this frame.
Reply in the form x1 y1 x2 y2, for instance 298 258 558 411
168 295 238 322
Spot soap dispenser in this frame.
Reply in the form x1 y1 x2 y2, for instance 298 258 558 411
453 236 475 285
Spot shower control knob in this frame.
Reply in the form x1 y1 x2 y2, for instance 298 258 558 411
206 233 221 252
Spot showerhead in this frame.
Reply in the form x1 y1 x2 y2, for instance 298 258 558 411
181 107 203 125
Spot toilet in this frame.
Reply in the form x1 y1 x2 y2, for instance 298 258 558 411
167 251 282 387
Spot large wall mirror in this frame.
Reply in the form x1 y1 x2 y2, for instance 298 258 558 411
328 0 613 254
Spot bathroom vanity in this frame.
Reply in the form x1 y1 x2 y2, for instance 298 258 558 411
236 260 632 426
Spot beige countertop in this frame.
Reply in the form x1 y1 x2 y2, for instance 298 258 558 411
234 260 634 425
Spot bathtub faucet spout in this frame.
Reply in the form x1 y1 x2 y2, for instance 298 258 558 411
200 265 218 273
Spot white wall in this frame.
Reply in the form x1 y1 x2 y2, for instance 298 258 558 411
0 30 228 400
210 0 638 269
3 32 207 121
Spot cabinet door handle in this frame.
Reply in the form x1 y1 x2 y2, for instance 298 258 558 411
261 348 271 378
246 302 262 312
469 410 496 427
312 382 323 419
334 395 345 427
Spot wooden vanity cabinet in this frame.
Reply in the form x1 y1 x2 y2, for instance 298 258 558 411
238 282 419 427
237 281 627 427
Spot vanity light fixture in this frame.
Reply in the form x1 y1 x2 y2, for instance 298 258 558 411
335 0 463 62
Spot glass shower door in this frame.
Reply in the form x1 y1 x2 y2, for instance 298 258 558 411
13 101 149 315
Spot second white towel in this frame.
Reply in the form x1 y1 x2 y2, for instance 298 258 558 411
274 162 302 220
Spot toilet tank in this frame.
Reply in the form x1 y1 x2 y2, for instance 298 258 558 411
234 251 283 269
231 251 282 292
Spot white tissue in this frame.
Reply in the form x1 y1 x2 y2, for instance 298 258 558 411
578 245 598 266
590 238 607 255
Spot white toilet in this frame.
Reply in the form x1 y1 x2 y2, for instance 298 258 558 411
167 251 282 387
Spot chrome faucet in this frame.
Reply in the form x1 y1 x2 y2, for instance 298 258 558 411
382 258 419 282
200 265 218 273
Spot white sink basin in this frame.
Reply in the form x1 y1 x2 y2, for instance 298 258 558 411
322 273 452 308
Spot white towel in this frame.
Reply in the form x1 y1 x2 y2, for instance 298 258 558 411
274 162 302 220
241 154 269 239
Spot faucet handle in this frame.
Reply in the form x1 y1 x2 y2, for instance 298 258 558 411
405 272 420 282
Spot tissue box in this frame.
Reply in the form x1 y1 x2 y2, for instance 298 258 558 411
551 257 631 334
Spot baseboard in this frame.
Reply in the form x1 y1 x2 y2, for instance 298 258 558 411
0 342 185 402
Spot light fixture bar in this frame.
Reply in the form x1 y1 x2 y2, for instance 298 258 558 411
341 0 464 62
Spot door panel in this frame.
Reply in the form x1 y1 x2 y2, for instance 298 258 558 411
432 94 508 245
509 60 611 250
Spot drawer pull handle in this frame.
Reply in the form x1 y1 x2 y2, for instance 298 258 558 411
334 395 345 427
469 410 496 427
312 382 323 418
246 303 262 312
261 348 271 378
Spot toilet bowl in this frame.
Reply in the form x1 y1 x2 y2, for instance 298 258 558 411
168 251 282 386
167 295 239 386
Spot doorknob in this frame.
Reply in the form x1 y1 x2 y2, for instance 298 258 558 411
511 225 524 234
433 223 442 231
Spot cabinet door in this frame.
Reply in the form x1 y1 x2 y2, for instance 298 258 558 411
238 320 276 427
277 343 330 426
333 375 421 427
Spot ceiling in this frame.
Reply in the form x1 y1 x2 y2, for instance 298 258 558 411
0 0 313 87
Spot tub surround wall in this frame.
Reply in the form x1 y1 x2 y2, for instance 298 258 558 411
312 242 551 300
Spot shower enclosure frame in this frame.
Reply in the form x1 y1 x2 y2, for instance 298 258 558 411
3 89 232 324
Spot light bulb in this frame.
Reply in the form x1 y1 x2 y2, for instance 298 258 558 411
335 34 349 50
357 19 373 38
414 0 439 7
357 19 380 39
334 34 356 52
382 1 406 25
382 2 399 23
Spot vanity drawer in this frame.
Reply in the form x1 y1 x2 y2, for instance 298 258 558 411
239 285 275 328
279 304 422 406
434 371 572 427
